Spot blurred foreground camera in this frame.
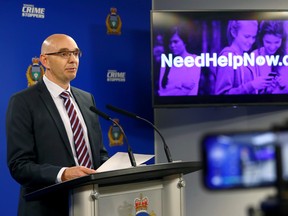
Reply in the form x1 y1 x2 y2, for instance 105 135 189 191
200 128 288 216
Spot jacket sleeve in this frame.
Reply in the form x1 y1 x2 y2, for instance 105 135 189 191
6 94 62 189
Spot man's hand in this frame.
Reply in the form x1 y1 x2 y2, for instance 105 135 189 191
61 166 96 182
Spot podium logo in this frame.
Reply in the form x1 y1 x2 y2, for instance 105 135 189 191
22 4 45 19
117 201 133 216
134 194 156 216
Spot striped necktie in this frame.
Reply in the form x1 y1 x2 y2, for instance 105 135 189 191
60 91 92 168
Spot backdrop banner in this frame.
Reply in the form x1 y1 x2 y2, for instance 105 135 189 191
0 1 152 215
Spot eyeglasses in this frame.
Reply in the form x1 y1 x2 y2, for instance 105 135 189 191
45 50 82 59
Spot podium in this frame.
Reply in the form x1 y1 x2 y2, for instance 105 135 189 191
25 161 201 216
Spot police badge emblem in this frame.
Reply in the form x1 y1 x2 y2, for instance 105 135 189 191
26 57 44 87
134 194 156 216
106 7 122 35
108 119 124 146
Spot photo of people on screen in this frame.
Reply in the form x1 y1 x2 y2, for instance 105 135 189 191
215 20 274 95
157 25 201 96
153 30 165 94
251 20 288 94
153 15 288 97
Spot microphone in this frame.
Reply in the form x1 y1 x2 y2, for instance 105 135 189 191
106 104 173 163
89 106 137 167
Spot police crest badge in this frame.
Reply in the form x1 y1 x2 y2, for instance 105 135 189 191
108 119 124 146
134 194 156 216
106 7 122 35
26 57 44 87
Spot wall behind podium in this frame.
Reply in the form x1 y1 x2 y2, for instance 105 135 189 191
153 0 288 216
0 1 152 215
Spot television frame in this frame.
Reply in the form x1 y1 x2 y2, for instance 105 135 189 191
151 10 288 108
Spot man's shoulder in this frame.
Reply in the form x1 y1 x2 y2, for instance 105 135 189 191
71 86 95 107
8 82 51 109
12 81 44 98
71 86 92 97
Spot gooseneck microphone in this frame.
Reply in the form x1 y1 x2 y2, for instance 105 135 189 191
106 104 173 163
89 106 137 167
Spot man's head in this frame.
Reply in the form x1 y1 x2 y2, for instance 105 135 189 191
40 34 81 89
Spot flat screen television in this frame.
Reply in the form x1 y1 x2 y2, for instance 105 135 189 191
200 129 288 190
151 10 288 107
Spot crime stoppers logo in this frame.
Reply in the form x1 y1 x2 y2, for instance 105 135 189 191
22 4 45 19
107 69 126 82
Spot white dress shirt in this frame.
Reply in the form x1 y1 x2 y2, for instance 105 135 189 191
43 75 94 183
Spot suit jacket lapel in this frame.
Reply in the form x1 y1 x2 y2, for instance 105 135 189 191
37 81 75 161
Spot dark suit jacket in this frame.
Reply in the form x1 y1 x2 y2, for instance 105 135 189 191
6 80 108 216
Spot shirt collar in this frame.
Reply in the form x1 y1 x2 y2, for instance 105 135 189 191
43 75 72 99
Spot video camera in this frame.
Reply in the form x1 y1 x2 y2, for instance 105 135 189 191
200 128 288 215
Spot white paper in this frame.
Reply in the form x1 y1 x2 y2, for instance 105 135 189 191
96 152 154 173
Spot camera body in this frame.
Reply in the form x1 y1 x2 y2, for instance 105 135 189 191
200 129 288 215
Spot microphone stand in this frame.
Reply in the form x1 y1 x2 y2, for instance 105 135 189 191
90 106 137 167
106 104 173 163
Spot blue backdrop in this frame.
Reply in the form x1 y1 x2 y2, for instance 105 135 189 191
0 1 152 215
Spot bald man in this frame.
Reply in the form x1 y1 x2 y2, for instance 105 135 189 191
6 34 108 216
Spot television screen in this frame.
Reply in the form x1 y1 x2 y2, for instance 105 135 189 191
200 130 288 190
151 10 288 107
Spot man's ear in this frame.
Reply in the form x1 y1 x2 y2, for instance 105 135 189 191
40 54 49 69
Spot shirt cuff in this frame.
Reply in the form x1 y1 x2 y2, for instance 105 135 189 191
56 167 67 183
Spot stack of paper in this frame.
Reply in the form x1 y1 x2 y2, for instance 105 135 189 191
96 152 154 173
